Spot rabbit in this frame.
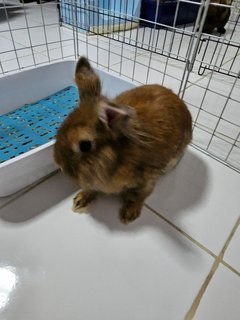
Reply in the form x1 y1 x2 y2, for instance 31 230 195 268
202 0 232 35
54 57 192 224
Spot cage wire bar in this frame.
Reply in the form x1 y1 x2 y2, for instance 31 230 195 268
0 0 239 172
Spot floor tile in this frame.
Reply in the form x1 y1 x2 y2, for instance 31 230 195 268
146 146 240 254
227 146 240 169
115 54 150 81
1 58 20 74
183 72 240 167
222 98 240 127
110 53 184 92
224 223 240 272
5 28 32 47
194 264 240 320
18 51 49 68
1 12 61 48
0 35 25 52
0 50 48 73
207 135 233 161
0 171 57 210
217 54 240 78
196 35 232 64
87 36 141 63
0 172 214 320
120 26 189 61
31 31 140 69
34 41 75 61
28 3 59 25
0 46 31 62
190 72 240 101
192 126 213 150
184 82 227 115
0 3 28 31
1 12 27 31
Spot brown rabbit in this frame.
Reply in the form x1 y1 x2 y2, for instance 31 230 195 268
54 57 192 224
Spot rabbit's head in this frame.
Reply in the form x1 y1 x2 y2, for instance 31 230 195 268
54 57 136 180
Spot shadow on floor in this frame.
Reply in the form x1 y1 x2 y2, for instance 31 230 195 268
0 172 79 222
146 147 209 223
0 148 208 226
0 148 208 262
0 4 24 22
89 148 208 230
84 148 208 259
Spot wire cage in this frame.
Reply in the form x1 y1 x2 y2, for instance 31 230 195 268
0 0 239 173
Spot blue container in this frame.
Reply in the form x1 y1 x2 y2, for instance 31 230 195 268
0 86 79 163
60 0 141 33
140 0 200 28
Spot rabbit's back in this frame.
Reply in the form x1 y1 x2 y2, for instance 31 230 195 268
114 84 191 129
114 84 192 163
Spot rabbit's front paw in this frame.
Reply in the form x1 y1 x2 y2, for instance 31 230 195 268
72 190 97 213
119 203 141 224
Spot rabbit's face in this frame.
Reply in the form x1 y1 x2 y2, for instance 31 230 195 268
54 99 107 178
62 101 100 155
54 57 135 180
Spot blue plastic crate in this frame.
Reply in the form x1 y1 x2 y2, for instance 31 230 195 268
0 86 79 164
140 0 200 28
59 0 141 33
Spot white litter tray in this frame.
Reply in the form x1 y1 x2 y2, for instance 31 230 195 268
0 60 135 197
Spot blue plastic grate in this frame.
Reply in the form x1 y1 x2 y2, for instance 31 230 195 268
0 86 79 163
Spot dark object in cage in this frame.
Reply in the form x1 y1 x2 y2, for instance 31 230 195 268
202 0 231 34
140 0 200 28
0 3 23 21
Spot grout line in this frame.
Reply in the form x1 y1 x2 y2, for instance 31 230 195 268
184 216 240 320
109 52 146 68
144 203 217 259
220 216 240 255
184 52 240 90
184 257 219 320
221 260 240 277
1 48 49 63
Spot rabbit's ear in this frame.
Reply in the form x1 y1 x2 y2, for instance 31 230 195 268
99 102 134 131
75 57 101 99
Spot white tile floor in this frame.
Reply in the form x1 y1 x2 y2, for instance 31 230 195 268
0 2 240 319
0 148 239 320
194 264 240 320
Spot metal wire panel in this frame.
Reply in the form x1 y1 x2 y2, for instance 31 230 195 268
0 0 239 172
0 0 76 74
181 1 240 171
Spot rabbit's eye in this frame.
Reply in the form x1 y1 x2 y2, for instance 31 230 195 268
79 140 92 152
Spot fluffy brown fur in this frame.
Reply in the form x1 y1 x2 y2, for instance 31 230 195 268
54 57 192 224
